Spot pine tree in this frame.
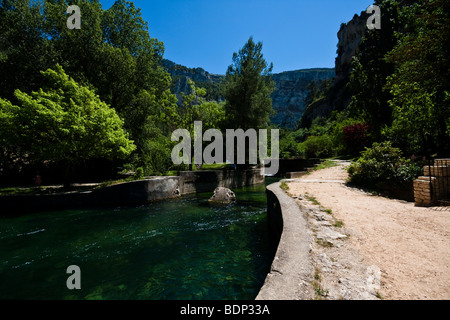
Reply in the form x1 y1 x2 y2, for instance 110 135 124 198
222 37 275 130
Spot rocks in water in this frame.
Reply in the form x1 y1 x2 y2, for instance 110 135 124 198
208 187 236 204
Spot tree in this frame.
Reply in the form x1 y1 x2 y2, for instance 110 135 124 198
222 37 275 130
0 0 55 101
44 0 105 89
0 65 136 183
172 79 226 170
384 0 450 156
100 0 168 111
349 0 401 137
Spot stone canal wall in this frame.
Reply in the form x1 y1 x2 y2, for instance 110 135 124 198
0 169 264 213
256 182 314 300
179 169 264 194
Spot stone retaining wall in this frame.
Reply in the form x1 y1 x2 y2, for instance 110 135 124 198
0 176 182 214
0 169 265 214
414 159 450 207
179 169 264 194
285 171 308 179
256 182 314 300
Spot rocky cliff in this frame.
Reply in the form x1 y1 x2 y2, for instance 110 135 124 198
271 68 335 127
163 10 370 129
162 59 224 102
335 13 369 80
163 59 334 127
299 11 370 127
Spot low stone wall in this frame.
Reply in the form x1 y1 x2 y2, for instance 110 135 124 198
414 177 436 207
285 171 308 179
179 169 264 194
93 176 181 204
0 170 265 214
277 158 322 177
256 182 314 300
414 159 450 207
0 176 182 214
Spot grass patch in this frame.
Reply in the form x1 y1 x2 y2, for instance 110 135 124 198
314 267 322 281
96 177 136 189
280 181 289 191
323 208 333 215
313 160 339 172
0 184 100 196
164 170 179 176
312 281 329 299
0 187 40 196
200 163 230 170
305 193 320 205
317 239 334 248
333 220 344 228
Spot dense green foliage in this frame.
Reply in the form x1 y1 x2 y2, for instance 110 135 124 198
348 0 400 137
349 0 449 157
223 37 275 130
279 110 367 159
283 0 449 170
0 0 178 180
384 0 450 156
275 0 449 197
347 141 423 187
0 1 278 183
0 0 447 189
0 66 135 181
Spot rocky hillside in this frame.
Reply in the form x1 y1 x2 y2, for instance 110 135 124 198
162 59 224 102
163 59 335 127
271 68 335 127
162 10 371 129
299 11 370 127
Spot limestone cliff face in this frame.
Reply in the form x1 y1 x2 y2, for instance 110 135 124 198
163 59 334 127
162 59 223 84
163 10 370 128
270 69 335 127
162 59 224 102
300 11 370 127
335 13 369 80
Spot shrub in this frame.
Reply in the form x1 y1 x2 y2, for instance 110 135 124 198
280 132 304 159
300 135 334 158
343 123 369 154
347 141 422 188
134 167 144 180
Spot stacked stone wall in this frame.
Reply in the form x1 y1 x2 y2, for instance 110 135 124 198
414 159 450 207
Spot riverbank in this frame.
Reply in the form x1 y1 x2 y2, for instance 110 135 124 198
269 161 449 300
0 169 264 214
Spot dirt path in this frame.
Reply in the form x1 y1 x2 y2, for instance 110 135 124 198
287 161 450 300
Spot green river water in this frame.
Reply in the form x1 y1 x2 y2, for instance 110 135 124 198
0 179 278 300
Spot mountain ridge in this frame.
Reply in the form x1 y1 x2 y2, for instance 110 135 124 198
162 59 335 127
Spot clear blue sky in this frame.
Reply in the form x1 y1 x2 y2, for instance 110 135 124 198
100 0 374 74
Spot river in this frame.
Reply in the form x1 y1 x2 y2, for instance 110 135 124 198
0 178 278 300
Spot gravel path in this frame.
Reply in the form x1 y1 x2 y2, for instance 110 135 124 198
286 161 450 300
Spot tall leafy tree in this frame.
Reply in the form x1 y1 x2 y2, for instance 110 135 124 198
173 79 226 170
385 0 450 156
44 0 178 172
0 0 55 100
0 65 136 182
222 37 275 130
44 0 105 86
100 0 169 110
349 0 401 137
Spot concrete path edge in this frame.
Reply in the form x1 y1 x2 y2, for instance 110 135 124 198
256 182 314 300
